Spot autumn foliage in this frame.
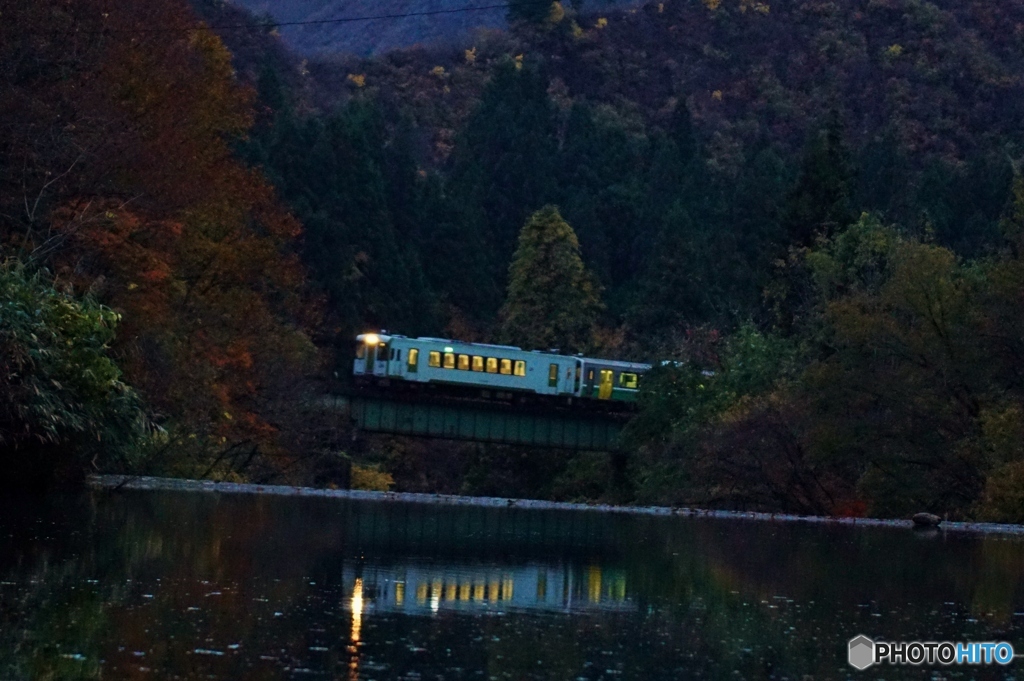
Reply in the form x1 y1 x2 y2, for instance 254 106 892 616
1 0 318 480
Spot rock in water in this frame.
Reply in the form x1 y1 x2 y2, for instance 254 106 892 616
912 512 942 527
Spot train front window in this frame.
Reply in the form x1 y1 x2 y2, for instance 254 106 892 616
548 363 558 387
428 351 441 368
486 357 498 373
443 352 456 369
356 344 366 359
458 354 470 371
408 348 419 372
514 360 526 377
472 356 484 372
619 372 638 389
499 359 512 375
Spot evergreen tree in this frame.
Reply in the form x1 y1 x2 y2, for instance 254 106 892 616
500 206 602 353
416 171 499 326
783 111 855 246
558 101 648 301
449 59 559 313
507 0 556 23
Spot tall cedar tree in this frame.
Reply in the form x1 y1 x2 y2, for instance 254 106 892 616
558 101 649 299
246 97 437 341
783 112 855 246
500 206 601 353
448 59 558 320
507 0 556 23
0 0 317 478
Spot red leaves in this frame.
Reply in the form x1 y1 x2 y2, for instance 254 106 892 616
8 0 319 472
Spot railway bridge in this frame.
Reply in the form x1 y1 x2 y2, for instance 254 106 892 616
326 389 631 451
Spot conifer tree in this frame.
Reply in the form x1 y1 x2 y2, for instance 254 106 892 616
783 111 855 246
507 0 556 23
449 59 558 304
500 206 602 353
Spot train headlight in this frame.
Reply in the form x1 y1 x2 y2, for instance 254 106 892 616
364 333 380 346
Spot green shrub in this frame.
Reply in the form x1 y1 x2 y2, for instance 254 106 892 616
0 259 147 486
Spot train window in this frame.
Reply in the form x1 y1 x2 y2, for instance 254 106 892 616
472 356 484 372
587 369 595 382
499 359 512 375
457 354 470 371
514 360 526 377
356 345 366 359
548 363 558 387
443 352 456 369
486 357 498 373
619 372 638 389
428 351 441 368
408 348 419 372
396 349 401 362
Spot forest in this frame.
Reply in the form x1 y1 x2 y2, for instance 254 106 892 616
3 0 1024 522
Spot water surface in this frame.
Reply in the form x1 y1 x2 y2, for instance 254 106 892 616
2 490 1023 679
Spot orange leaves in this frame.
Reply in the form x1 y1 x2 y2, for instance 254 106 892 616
209 342 254 372
8 0 319 473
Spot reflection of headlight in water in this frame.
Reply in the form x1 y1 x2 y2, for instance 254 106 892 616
350 578 363 643
348 578 363 681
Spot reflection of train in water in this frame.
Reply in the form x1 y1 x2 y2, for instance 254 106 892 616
353 333 651 407
341 562 632 615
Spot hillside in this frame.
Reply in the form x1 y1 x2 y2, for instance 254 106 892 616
6 0 1024 515
198 0 1024 516
186 0 1024 344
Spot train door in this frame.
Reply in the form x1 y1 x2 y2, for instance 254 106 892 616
389 346 404 378
374 342 389 377
364 343 376 374
598 369 614 400
585 365 596 397
574 360 582 396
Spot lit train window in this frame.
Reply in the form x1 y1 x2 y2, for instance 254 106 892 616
472 356 484 372
428 351 441 368
499 359 512 375
619 372 638 389
514 360 526 377
443 352 456 369
457 354 470 370
486 357 498 373
548 363 558 387
408 348 419 372
356 345 366 359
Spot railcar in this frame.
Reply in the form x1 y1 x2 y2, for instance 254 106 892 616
352 333 650 405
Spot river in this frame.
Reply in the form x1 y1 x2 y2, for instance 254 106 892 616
1 489 1022 679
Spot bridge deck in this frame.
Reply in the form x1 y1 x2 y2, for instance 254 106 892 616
333 392 627 451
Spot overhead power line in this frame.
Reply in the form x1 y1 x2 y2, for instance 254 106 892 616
93 0 562 34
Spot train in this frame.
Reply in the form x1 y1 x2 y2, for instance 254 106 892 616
352 332 651 406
